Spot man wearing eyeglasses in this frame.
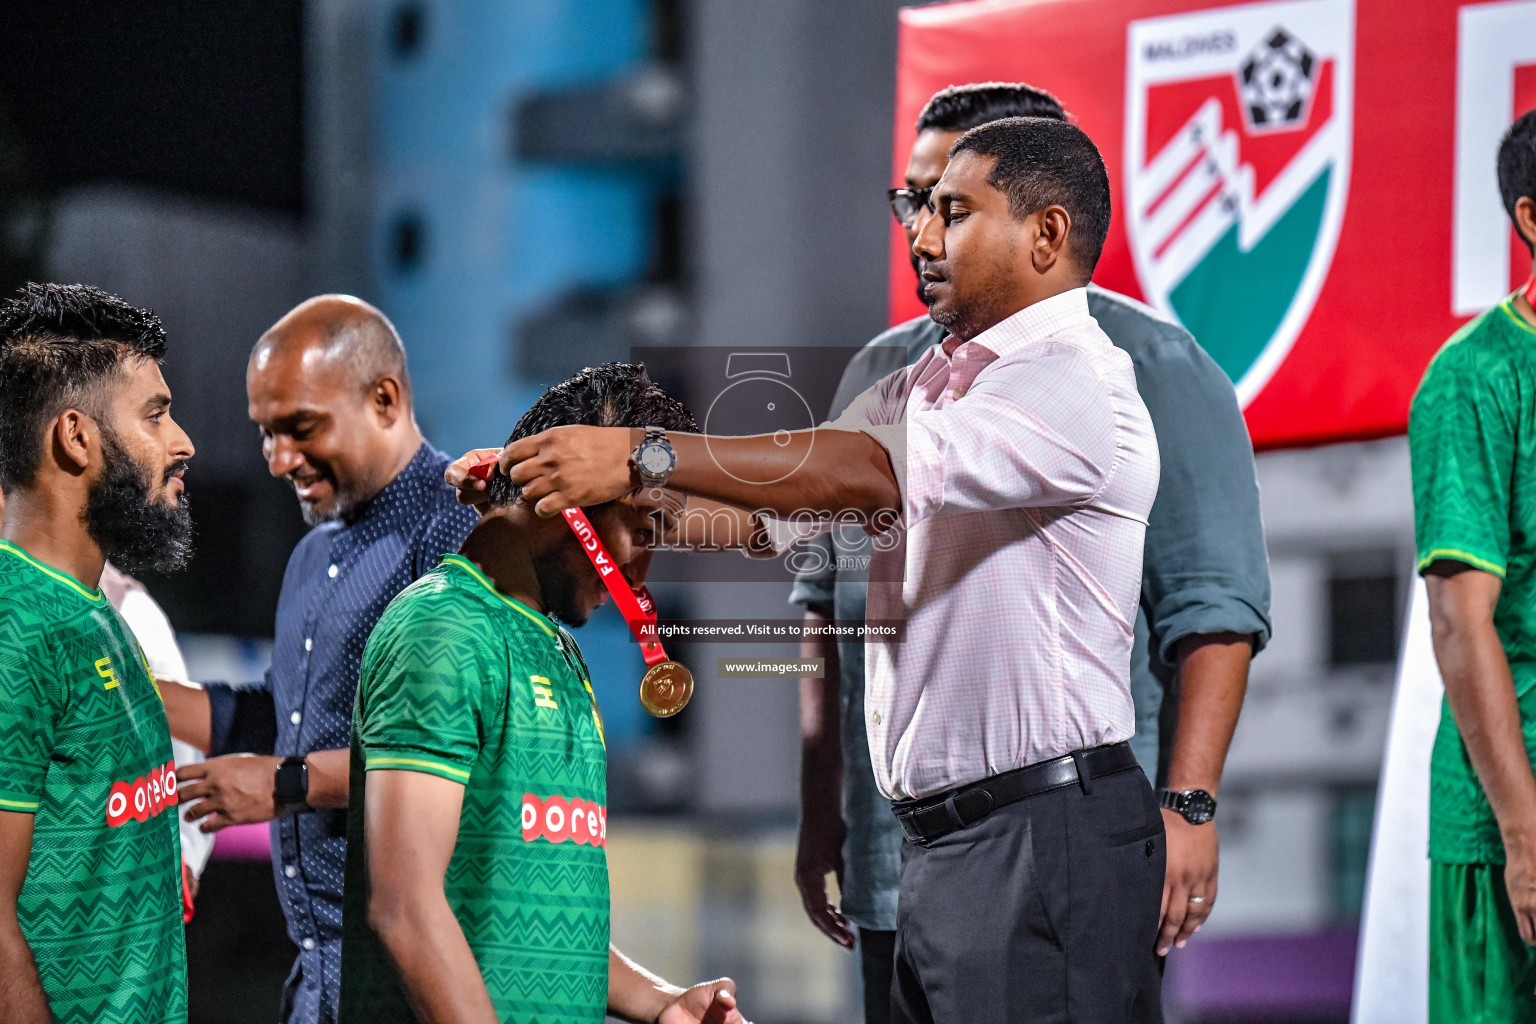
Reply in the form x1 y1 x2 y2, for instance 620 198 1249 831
788 84 1271 1024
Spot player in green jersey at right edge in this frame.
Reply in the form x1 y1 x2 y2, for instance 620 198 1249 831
1411 109 1536 1022
341 362 751 1024
0 283 196 1023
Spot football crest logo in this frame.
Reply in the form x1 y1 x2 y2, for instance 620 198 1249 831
1125 0 1354 405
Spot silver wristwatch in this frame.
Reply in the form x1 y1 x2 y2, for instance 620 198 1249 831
629 427 676 487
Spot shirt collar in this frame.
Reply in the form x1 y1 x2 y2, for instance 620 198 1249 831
0 540 104 603
965 286 1093 359
343 441 447 529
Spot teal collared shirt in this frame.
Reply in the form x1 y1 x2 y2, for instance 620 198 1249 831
790 286 1272 931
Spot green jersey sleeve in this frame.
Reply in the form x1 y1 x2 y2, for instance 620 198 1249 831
355 602 494 786
0 609 60 812
1410 345 1517 578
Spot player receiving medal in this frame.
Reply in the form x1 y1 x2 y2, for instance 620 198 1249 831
339 362 749 1024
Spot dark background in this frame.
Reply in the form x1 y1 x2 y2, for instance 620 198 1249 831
0 1 310 635
0 1 305 218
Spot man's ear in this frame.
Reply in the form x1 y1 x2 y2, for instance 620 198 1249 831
1030 205 1073 275
371 375 406 428
51 408 95 475
1516 196 1536 256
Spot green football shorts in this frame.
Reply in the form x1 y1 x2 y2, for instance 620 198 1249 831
1430 861 1536 1023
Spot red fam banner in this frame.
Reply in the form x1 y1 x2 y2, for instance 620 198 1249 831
894 0 1536 449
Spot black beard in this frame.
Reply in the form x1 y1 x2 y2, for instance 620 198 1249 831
83 432 194 574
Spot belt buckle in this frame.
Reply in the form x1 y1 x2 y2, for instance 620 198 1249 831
896 811 930 847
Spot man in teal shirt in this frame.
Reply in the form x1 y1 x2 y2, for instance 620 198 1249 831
790 84 1272 1024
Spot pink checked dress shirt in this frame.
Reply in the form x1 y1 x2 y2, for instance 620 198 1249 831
814 287 1160 801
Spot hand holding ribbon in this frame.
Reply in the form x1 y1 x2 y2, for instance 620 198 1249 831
469 457 694 716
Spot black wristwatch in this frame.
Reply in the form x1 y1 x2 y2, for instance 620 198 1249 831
1159 788 1217 825
274 756 310 810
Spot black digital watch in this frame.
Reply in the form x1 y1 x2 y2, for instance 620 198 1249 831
274 756 310 810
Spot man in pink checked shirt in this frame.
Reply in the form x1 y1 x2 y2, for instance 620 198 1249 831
455 116 1164 1024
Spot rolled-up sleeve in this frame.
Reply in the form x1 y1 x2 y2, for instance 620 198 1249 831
1133 330 1272 662
859 343 1116 526
788 533 837 618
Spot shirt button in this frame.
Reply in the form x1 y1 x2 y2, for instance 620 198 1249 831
327 564 339 579
304 637 313 652
290 710 302 725
873 711 882 724
284 865 297 878
302 937 316 951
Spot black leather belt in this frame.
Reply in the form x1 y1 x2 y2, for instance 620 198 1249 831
890 741 1140 847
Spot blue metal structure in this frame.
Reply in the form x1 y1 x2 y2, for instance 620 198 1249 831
372 0 662 747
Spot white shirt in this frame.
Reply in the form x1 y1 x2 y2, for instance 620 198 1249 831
106 568 217 878
782 288 1160 800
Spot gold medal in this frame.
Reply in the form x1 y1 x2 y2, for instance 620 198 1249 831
639 660 694 717
562 507 695 718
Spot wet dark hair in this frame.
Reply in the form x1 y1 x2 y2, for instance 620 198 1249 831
486 362 698 507
1499 109 1536 256
949 116 1113 280
917 82 1067 134
0 282 166 489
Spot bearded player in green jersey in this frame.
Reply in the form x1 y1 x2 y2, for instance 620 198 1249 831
0 283 196 1024
341 362 749 1024
1412 109 1536 1022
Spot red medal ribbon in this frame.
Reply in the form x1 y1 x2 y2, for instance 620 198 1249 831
1524 274 1536 309
561 506 669 666
466 455 671 664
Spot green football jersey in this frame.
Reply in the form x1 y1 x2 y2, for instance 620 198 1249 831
1410 295 1536 864
341 554 610 1024
0 540 186 1023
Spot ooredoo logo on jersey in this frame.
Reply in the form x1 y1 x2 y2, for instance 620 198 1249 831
522 793 607 848
106 759 178 827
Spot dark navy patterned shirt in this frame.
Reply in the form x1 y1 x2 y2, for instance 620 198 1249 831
204 442 478 1024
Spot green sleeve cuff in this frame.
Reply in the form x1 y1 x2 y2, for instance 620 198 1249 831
0 790 40 813
1417 548 1507 578
364 753 472 784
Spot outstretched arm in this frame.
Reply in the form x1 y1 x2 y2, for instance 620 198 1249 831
445 450 774 553
177 748 352 833
0 811 49 1023
501 426 900 521
498 345 1122 527
364 769 498 1023
159 679 212 752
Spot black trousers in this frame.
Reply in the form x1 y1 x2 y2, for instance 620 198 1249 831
890 767 1166 1024
860 927 898 1024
